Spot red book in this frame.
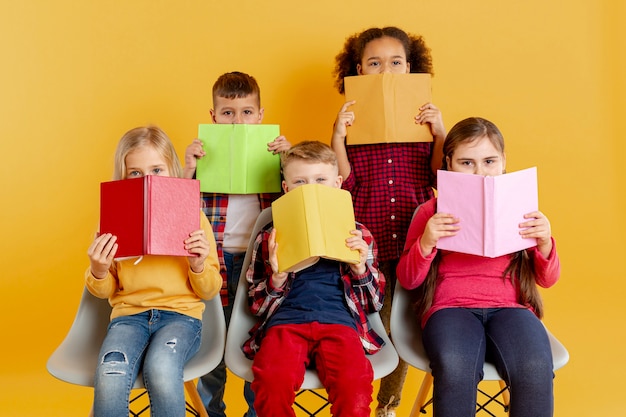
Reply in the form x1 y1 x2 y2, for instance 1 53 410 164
100 176 200 258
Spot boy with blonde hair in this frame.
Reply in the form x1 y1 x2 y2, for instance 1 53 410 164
244 141 385 417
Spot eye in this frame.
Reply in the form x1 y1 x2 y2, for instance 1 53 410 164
293 179 305 184
368 61 380 67
243 110 253 115
316 177 327 183
392 60 403 65
222 110 233 116
152 167 164 175
127 170 142 178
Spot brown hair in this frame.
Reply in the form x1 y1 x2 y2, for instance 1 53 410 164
280 140 338 172
212 71 260 107
333 26 433 94
112 125 183 180
415 117 544 319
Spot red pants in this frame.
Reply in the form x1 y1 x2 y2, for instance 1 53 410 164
251 322 374 417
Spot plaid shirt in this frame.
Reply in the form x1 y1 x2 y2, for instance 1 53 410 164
343 142 436 262
242 222 385 359
201 192 278 306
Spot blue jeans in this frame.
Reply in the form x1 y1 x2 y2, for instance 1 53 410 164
197 251 256 417
93 309 202 417
423 308 554 417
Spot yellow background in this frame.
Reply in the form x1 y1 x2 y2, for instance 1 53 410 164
1 1 624 416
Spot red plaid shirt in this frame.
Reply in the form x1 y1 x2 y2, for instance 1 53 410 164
201 192 279 306
242 222 385 359
343 142 435 262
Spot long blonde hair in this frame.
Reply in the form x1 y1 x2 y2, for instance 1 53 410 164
112 125 183 180
416 117 544 319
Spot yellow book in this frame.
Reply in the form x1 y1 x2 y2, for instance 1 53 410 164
344 73 433 144
272 184 361 273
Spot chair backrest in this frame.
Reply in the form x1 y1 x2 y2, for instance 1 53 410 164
224 207 399 388
47 283 226 388
389 283 570 379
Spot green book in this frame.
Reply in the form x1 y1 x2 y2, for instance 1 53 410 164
196 124 282 194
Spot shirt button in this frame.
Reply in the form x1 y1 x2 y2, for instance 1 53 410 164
390 198 396 203
388 180 394 185
391 215 396 220
392 234 398 239
387 159 393 164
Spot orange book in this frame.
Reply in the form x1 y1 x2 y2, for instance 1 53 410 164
344 73 433 144
100 176 200 258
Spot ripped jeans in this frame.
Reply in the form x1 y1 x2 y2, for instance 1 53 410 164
93 309 202 417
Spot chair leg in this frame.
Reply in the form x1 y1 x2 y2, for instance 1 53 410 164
498 380 510 412
409 373 433 417
185 380 209 417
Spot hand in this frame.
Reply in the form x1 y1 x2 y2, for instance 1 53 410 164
420 213 460 256
331 100 356 143
268 229 288 287
183 139 205 179
520 211 553 258
345 229 368 275
415 103 446 141
185 229 211 273
88 233 118 279
267 135 291 154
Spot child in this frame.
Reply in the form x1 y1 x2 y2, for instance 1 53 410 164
397 117 560 417
331 26 446 417
244 141 386 417
86 125 222 417
183 71 290 417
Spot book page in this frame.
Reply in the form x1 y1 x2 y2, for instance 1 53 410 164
197 124 281 194
345 73 433 144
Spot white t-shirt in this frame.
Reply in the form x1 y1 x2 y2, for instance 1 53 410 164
223 194 262 253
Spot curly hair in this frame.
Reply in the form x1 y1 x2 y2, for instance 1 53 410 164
333 26 433 94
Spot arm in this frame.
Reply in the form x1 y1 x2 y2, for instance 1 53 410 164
183 139 205 179
396 200 459 289
330 101 356 180
85 233 118 298
346 224 385 314
246 226 291 317
186 213 222 300
414 103 446 175
520 210 560 288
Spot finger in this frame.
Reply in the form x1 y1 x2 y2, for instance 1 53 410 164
340 100 356 112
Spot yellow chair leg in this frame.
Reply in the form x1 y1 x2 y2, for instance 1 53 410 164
498 379 510 411
409 372 434 417
185 380 209 417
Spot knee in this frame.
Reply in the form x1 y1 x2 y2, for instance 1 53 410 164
98 350 130 376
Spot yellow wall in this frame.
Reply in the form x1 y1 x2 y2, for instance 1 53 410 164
1 1 624 416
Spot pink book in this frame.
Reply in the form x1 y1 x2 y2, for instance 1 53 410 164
436 167 538 257
100 176 200 258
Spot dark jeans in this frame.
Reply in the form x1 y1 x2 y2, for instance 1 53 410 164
423 308 554 417
197 251 256 417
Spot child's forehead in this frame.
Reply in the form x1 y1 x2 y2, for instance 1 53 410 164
213 94 260 109
283 160 337 176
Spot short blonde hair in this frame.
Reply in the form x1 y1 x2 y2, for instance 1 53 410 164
280 141 338 173
113 126 183 180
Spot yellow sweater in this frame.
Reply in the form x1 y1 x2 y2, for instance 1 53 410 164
85 213 221 321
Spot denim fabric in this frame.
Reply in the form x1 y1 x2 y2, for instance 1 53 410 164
197 251 256 417
93 309 202 417
423 308 554 417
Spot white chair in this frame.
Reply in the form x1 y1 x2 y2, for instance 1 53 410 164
224 207 399 416
390 284 569 416
47 286 226 417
